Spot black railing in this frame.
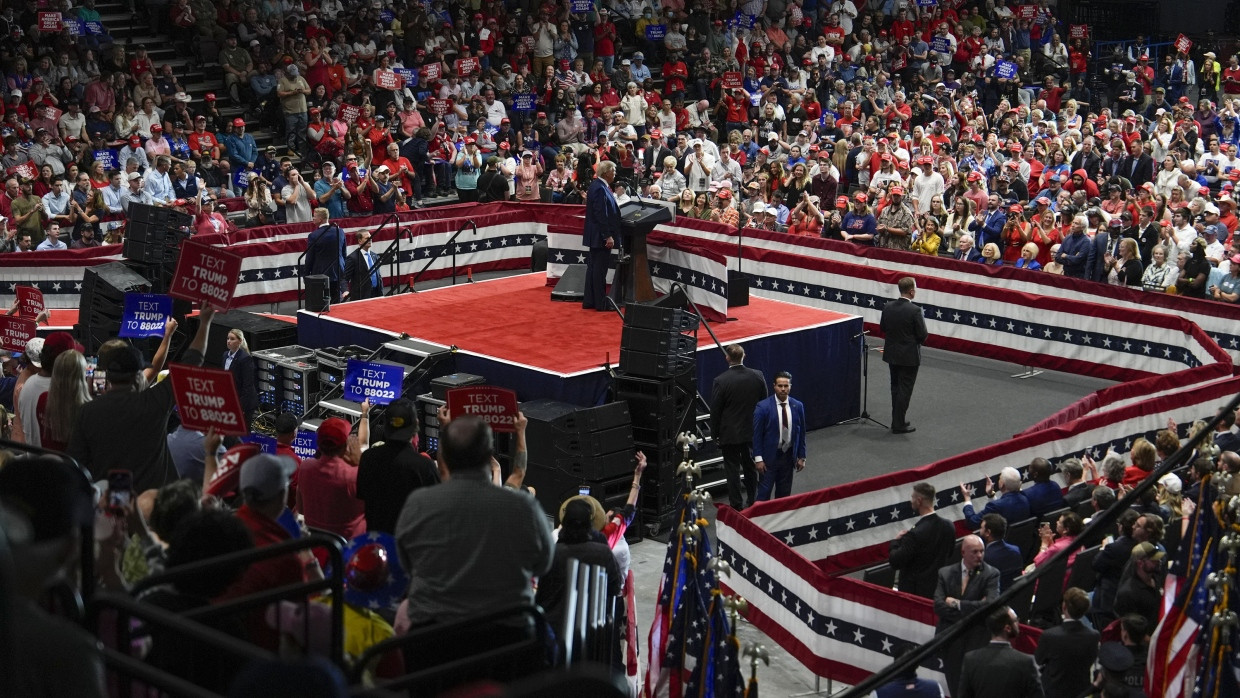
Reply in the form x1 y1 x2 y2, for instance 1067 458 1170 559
131 532 347 669
403 218 477 293
840 388 1240 696
669 281 726 356
295 214 402 309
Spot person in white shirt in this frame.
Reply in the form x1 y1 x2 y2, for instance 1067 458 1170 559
831 0 859 36
710 147 743 188
143 156 176 205
684 140 715 194
281 169 315 223
483 88 507 127
35 222 67 250
133 98 163 139
41 178 72 226
911 156 946 215
1171 208 1198 248
57 101 87 142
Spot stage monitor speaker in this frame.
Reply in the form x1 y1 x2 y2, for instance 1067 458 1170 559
727 270 750 308
620 326 696 355
304 275 331 312
520 399 631 434
622 303 699 332
194 310 298 368
126 202 193 230
530 238 548 272
550 264 586 302
650 287 688 310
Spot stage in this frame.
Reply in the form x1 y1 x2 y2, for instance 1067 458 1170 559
296 274 862 428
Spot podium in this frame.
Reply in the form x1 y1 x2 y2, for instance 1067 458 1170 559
616 201 674 303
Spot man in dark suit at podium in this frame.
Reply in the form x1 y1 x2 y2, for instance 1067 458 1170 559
582 161 621 311
710 344 767 510
880 276 928 434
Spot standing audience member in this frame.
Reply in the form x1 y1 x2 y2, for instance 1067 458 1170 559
356 399 439 534
297 417 366 540
889 482 956 599
1035 587 1100 698
710 343 767 511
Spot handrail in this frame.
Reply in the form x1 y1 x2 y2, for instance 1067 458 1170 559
404 218 477 293
296 214 401 308
374 225 414 297
838 387 1240 697
669 281 726 356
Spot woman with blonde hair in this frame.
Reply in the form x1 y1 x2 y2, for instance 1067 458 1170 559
943 196 974 256
833 138 849 174
676 188 695 216
1014 242 1042 270
40 350 91 452
980 242 1003 266
1150 118 1174 162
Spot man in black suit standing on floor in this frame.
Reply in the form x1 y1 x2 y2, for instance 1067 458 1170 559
344 231 383 301
889 482 956 599
880 276 927 434
934 534 1001 696
582 160 621 311
304 207 347 305
710 343 768 510
1035 587 1100 698
958 606 1044 698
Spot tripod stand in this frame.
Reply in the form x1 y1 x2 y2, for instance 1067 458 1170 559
835 330 888 429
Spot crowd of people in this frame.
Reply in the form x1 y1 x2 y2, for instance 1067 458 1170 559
0 0 1237 303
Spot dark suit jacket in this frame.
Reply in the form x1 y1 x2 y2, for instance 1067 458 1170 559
1215 430 1240 454
1034 619 1099 698
1063 482 1094 510
933 561 1002 629
710 364 767 446
1092 535 1137 614
226 350 259 415
752 395 806 465
956 247 984 262
582 177 620 249
984 540 1025 591
1121 153 1154 187
959 642 1044 698
1090 232 1111 282
344 247 381 300
880 296 928 367
1025 481 1067 518
889 513 956 598
963 490 1031 529
305 223 346 280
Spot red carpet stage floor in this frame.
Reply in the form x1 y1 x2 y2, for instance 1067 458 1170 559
297 273 863 427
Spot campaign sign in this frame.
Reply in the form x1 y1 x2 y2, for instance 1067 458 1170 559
40 106 62 123
38 11 61 32
732 12 755 29
85 20 104 35
1017 4 1037 19
343 358 403 405
61 17 82 35
338 103 361 123
93 149 118 170
522 35 535 50
14 286 44 319
423 63 442 81
168 239 243 309
379 9 395 23
455 57 479 76
915 0 937 6
374 69 401 90
395 68 417 86
241 434 277 453
0 316 35 353
930 36 951 54
12 161 37 181
119 292 172 338
1175 33 1192 55
570 0 592 12
722 71 743 89
994 60 1019 80
169 364 248 436
644 24 666 41
512 93 536 111
1068 24 1088 40
428 97 452 116
447 386 520 432
292 430 318 460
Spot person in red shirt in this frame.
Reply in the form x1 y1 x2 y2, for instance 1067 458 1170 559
128 46 154 78
344 155 375 215
891 9 916 44
1224 55 1240 96
723 87 750 134
377 141 415 198
187 115 220 160
296 417 366 540
663 54 689 97
884 93 913 131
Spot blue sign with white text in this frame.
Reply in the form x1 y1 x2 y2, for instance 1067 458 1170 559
994 60 1019 80
93 149 118 170
571 0 593 12
119 293 172 338
343 358 403 405
512 93 536 111
292 430 318 460
930 36 951 54
645 24 666 40
242 434 277 454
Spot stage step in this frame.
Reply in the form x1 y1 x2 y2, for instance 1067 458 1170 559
381 338 453 364
316 397 364 419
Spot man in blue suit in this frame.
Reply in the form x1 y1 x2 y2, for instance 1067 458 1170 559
968 193 1007 253
960 467 1031 530
1023 457 1066 517
752 371 807 501
581 160 621 311
304 207 346 305
980 513 1025 591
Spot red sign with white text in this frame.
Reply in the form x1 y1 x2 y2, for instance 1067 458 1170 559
168 239 243 309
169 364 248 435
0 316 36 353
447 386 520 432
374 69 401 90
423 63 442 82
428 98 452 116
455 57 479 76
15 286 44 319
1068 24 1088 40
338 104 361 123
38 11 61 31
1017 4 1037 19
1175 33 1192 55
721 71 743 89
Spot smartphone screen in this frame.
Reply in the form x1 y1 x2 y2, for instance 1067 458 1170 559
578 486 591 496
107 469 132 512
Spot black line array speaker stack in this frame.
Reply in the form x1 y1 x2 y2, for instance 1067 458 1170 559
122 203 193 293
521 399 639 540
75 262 153 354
614 303 700 535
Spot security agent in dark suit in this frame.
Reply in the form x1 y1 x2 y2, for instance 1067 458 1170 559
889 482 956 599
979 513 1024 592
1120 140 1154 188
710 343 768 510
933 535 1001 696
223 328 258 430
581 160 622 311
343 231 383 301
1035 587 1099 698
751 371 807 501
304 207 347 304
958 606 1044 698
880 277 928 434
